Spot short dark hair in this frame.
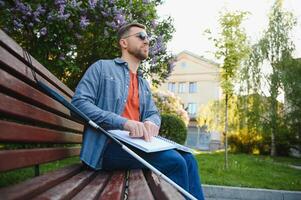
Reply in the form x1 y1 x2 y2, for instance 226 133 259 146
117 22 146 42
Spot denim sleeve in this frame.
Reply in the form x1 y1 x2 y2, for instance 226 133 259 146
142 82 161 127
71 61 127 130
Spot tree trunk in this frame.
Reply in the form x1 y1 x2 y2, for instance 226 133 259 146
224 94 229 169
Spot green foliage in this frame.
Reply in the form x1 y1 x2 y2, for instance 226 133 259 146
279 56 301 151
197 94 273 155
210 11 251 95
241 0 297 156
0 0 175 89
228 131 269 154
152 89 189 125
159 114 187 144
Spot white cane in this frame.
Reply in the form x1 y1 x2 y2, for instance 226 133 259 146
37 80 198 200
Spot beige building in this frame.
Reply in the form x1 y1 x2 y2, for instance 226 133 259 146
159 50 221 122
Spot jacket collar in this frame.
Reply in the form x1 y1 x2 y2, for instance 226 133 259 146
114 58 143 77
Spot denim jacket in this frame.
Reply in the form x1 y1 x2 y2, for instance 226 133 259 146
71 58 161 170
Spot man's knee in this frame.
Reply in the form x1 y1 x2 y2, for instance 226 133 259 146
163 150 188 173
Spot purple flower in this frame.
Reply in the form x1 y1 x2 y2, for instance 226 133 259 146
88 0 96 9
142 0 150 4
70 0 77 8
15 1 32 16
80 16 90 29
58 4 66 15
36 4 46 15
108 0 115 5
58 13 70 20
151 56 158 65
40 27 47 36
115 14 126 26
13 19 23 29
47 13 54 21
105 21 118 30
57 4 70 20
55 0 66 6
151 20 158 29
28 22 34 27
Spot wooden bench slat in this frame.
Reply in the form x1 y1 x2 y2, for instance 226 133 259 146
97 171 126 200
0 68 72 118
145 171 185 200
32 170 95 200
128 170 154 200
0 147 81 172
0 46 71 102
0 93 83 132
0 120 82 143
72 172 110 200
0 164 82 200
0 30 73 98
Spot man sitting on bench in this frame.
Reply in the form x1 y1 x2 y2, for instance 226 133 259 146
72 22 205 200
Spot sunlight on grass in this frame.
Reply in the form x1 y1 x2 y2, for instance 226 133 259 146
195 152 301 191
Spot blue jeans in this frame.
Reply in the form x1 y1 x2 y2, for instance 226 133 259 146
102 142 205 200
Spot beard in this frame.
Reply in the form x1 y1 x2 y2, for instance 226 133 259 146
128 45 149 61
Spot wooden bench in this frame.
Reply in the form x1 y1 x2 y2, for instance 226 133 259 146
0 29 184 200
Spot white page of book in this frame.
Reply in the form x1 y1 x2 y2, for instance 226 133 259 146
108 130 175 153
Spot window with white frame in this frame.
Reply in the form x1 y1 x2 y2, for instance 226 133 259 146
178 82 186 93
188 103 197 116
189 82 197 93
168 82 176 92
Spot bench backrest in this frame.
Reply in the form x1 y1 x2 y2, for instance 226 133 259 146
0 29 83 172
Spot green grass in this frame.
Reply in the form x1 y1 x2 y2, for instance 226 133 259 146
1 153 301 191
195 152 301 191
0 157 81 187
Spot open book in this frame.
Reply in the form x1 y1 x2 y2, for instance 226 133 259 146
108 130 193 153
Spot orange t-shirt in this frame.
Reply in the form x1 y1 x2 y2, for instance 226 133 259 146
122 72 140 121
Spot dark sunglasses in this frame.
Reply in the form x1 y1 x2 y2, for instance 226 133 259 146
123 32 150 41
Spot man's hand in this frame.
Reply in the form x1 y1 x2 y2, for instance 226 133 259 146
143 121 159 137
123 120 151 142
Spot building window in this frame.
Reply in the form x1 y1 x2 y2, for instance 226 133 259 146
181 61 187 68
189 82 197 93
168 82 176 92
188 103 197 116
178 82 186 93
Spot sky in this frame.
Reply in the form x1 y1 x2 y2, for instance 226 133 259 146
157 0 301 62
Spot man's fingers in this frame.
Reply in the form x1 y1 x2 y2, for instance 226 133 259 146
142 125 150 142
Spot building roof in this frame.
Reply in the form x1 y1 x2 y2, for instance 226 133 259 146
177 50 220 67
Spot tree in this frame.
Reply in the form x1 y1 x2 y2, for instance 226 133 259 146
206 11 250 168
0 0 175 89
197 94 271 154
253 0 296 156
280 57 301 154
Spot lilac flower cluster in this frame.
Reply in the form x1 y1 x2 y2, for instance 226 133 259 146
142 0 150 4
149 36 167 57
80 16 89 29
11 1 47 34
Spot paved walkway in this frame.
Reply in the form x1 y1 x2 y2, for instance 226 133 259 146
203 184 301 200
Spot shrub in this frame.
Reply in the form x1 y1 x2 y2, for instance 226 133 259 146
159 114 187 144
228 129 265 154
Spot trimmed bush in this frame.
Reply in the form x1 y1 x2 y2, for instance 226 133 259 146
159 114 187 144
